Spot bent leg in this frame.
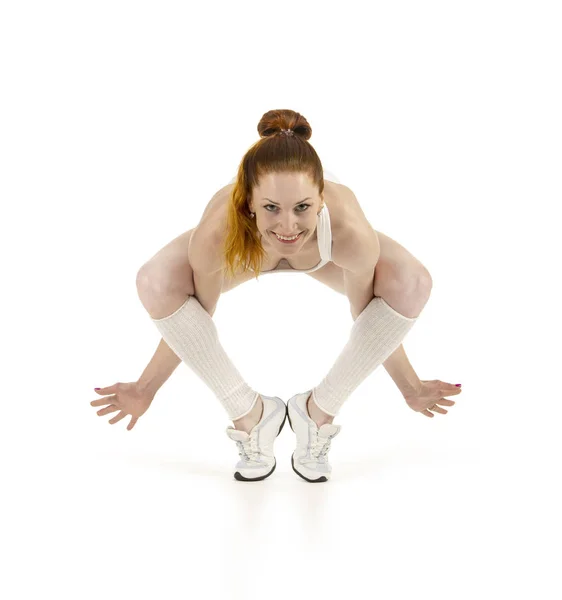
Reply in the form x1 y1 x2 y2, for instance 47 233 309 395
136 232 260 424
136 228 197 318
149 294 261 423
312 297 418 417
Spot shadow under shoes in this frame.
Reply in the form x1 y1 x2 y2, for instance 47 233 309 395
287 391 341 483
225 395 287 481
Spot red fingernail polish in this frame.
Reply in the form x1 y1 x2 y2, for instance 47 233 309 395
455 384 462 387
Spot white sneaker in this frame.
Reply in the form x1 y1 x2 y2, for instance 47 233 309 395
287 391 341 482
225 395 287 481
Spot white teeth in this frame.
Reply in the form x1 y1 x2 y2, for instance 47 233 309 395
275 232 300 241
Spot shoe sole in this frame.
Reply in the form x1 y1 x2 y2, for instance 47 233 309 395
286 400 328 483
234 403 288 482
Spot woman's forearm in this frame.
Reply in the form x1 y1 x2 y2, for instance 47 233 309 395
137 337 182 397
382 343 423 396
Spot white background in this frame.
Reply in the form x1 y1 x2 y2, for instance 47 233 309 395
1 1 560 598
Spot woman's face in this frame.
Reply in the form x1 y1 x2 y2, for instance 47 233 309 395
249 171 324 253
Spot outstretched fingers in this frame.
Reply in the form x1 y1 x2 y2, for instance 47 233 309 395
109 412 127 425
90 395 118 407
96 405 120 416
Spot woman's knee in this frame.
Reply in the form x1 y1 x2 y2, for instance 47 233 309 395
136 266 193 319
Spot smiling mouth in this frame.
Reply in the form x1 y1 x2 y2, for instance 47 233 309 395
272 231 304 242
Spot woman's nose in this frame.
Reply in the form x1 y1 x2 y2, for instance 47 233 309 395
279 216 299 230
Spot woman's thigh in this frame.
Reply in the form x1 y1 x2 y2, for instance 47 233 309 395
304 229 428 296
374 230 428 274
140 228 196 296
142 227 258 300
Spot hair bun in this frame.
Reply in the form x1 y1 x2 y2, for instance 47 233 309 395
257 109 312 141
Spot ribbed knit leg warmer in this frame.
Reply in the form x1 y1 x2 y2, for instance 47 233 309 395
312 296 418 417
151 296 260 421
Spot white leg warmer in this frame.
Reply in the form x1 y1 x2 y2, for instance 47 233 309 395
312 297 418 417
151 296 260 421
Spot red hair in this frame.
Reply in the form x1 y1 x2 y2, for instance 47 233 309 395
222 109 326 281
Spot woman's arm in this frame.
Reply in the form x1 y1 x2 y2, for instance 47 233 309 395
137 337 182 398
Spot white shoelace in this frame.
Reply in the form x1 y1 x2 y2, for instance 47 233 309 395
235 436 262 463
302 434 333 464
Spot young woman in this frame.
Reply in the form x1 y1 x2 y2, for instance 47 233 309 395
90 109 462 483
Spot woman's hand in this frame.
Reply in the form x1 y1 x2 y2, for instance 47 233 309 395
403 380 462 418
90 382 154 431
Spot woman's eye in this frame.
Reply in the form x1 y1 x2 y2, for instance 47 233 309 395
265 204 310 212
